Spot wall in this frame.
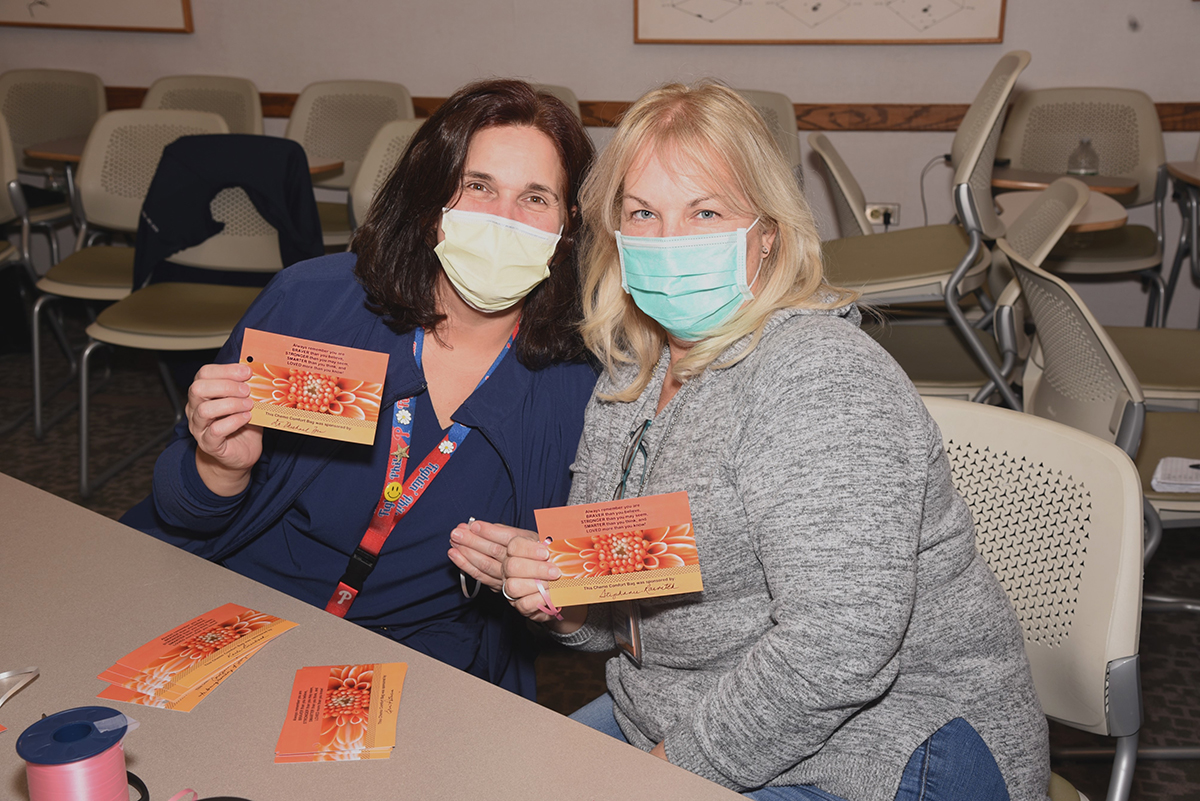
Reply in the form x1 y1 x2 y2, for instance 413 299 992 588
2 0 1198 324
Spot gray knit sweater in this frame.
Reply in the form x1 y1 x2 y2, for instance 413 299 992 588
555 305 1049 801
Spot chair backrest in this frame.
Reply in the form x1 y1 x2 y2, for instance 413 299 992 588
0 69 107 172
142 75 263 135
0 113 21 225
997 87 1166 207
950 51 1031 241
997 229 1146 456
284 80 414 190
924 396 1143 738
806 132 872 238
169 187 282 272
736 89 802 173
532 84 582 121
348 118 423 232
76 109 230 233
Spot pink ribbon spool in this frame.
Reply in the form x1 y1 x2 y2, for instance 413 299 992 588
17 707 135 801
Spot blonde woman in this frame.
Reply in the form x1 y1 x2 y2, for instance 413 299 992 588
461 82 1048 801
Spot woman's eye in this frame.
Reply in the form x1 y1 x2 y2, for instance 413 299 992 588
631 209 654 220
697 210 717 220
465 181 487 192
526 194 547 205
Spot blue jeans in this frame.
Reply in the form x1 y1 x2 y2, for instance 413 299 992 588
570 695 1010 801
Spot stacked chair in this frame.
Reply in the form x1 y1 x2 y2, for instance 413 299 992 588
995 88 1168 326
30 110 231 440
926 396 1144 801
0 68 106 175
141 75 264 135
284 80 414 248
816 50 1031 409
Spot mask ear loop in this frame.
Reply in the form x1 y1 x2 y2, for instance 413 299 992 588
739 217 762 300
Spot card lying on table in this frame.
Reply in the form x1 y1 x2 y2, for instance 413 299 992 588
534 491 702 607
240 328 388 445
97 603 296 706
275 663 407 763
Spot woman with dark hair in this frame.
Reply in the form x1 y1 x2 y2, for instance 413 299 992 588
123 79 597 698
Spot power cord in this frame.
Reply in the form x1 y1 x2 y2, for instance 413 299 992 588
920 153 953 227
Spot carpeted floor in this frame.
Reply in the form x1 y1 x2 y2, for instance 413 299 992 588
3 303 1200 800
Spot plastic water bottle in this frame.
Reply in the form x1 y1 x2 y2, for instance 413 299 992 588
1067 137 1099 175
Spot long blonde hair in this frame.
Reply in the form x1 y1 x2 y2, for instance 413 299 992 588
579 81 856 401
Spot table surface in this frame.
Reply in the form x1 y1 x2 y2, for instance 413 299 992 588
1167 161 1200 188
992 166 1139 197
995 189 1128 234
0 473 738 800
23 136 344 177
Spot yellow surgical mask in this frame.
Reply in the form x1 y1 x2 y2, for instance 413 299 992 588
434 208 561 312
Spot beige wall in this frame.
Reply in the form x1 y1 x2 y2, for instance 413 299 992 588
3 0 1198 324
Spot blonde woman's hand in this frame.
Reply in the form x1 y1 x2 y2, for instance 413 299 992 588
501 535 587 633
187 362 262 496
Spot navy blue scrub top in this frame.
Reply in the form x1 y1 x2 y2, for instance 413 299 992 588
221 383 517 673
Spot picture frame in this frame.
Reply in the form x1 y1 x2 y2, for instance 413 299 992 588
0 0 193 33
634 0 1006 45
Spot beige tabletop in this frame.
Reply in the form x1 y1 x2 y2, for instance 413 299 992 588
24 137 344 177
995 189 1128 233
1167 161 1200 188
0 474 738 800
992 166 1138 198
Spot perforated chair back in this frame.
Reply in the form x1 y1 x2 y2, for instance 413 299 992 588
76 109 230 233
0 68 106 172
998 233 1146 456
807 132 872 238
951 51 1031 241
997 88 1165 208
348 119 423 232
532 84 582 121
1004 177 1091 266
142 75 263 135
925 396 1143 744
169 187 282 271
284 80 414 190
736 89 801 172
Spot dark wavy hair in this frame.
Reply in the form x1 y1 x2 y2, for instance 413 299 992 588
352 79 595 369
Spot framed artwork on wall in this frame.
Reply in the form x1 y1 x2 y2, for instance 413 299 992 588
0 0 193 33
634 0 1005 44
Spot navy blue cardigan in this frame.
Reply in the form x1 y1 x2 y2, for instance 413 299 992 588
123 252 596 698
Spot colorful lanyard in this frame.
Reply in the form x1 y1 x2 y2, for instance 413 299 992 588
325 323 518 618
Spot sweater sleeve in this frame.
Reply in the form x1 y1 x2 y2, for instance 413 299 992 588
663 320 934 789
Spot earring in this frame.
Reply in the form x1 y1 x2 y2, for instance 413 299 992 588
761 246 770 255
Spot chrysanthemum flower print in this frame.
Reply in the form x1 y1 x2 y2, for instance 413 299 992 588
248 363 383 420
547 525 699 578
317 665 373 759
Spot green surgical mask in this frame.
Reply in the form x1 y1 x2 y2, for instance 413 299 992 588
616 218 759 341
435 207 561 312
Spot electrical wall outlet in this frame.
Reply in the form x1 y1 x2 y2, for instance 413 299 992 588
865 203 900 226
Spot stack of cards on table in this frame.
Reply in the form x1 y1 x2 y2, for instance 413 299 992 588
274 663 407 763
96 603 297 711
1151 457 1200 493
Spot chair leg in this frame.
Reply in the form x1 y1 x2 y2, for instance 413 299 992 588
79 348 182 500
1107 733 1137 801
1161 188 1191 320
31 294 80 439
1141 269 1166 328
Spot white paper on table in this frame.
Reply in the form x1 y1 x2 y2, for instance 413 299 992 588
1151 457 1200 493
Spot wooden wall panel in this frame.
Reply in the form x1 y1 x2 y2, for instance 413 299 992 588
105 87 1200 132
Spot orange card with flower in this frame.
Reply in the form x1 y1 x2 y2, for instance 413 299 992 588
534 492 702 608
240 328 388 446
97 603 296 702
274 663 407 763
97 647 260 712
